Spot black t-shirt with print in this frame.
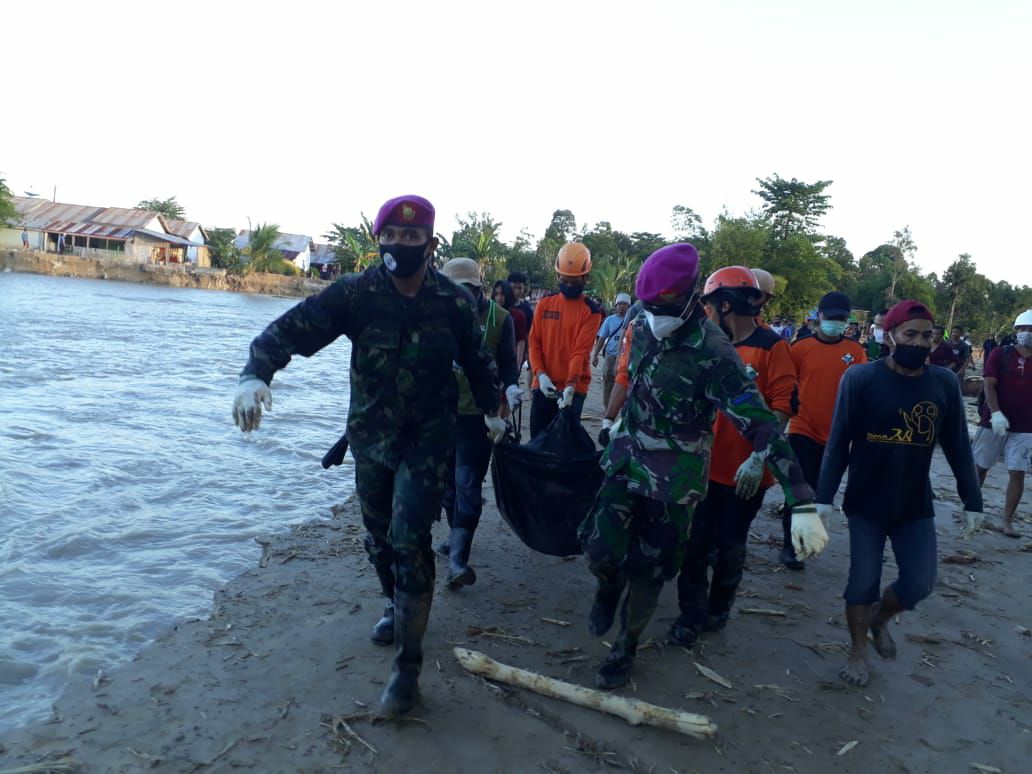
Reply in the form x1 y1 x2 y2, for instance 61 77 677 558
816 359 982 521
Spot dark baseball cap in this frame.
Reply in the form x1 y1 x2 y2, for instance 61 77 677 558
883 299 934 332
818 291 851 317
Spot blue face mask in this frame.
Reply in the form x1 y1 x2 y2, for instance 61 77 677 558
820 320 848 337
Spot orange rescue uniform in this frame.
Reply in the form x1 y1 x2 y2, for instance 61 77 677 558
529 293 603 395
788 334 868 445
708 327 797 489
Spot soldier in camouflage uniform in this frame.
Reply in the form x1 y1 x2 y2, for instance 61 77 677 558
580 243 829 690
231 195 504 717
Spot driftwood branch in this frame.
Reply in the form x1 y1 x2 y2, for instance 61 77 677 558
453 647 716 740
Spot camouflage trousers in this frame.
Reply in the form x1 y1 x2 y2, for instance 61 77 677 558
579 473 698 583
355 451 450 596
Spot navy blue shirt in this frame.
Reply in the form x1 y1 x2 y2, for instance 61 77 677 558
816 359 982 521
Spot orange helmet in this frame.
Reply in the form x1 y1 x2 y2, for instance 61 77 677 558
555 242 592 277
702 265 761 298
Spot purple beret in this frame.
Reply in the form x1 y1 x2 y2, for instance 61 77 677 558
635 243 701 303
372 195 435 237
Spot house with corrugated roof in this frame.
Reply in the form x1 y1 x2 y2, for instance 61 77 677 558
233 230 312 272
160 218 209 264
1 196 209 266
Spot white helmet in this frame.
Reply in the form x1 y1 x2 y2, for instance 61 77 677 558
1014 309 1032 327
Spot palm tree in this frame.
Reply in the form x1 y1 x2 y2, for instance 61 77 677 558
589 252 636 305
243 223 284 273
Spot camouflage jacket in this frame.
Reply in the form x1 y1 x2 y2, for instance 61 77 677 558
605 314 813 507
241 264 500 469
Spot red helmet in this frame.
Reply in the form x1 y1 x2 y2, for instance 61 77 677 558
702 265 761 298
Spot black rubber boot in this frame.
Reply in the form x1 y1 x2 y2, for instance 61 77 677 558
667 615 704 648
588 568 627 637
369 600 395 645
706 543 746 631
781 508 805 570
595 579 662 690
446 527 477 589
380 589 432 717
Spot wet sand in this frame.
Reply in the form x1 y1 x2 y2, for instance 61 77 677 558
1 374 1030 773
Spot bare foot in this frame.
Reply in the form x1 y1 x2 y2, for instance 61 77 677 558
869 612 897 660
839 654 870 687
1002 523 1021 538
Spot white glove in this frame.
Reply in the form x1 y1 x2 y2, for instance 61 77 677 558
792 504 829 559
484 414 507 444
232 377 272 432
733 450 767 499
505 384 523 411
991 411 1009 437
537 373 557 398
558 385 575 409
963 510 984 537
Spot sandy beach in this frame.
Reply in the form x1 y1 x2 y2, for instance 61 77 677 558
1 371 1030 774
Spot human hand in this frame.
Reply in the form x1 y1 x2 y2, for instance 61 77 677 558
733 450 767 499
558 385 575 409
963 510 984 537
505 384 523 412
792 504 829 559
598 418 614 447
538 373 557 398
484 414 507 444
232 378 272 432
991 411 1009 437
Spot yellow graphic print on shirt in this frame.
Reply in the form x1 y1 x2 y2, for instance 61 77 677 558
866 401 939 446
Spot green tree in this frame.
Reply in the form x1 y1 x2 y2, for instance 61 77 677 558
0 176 17 227
502 228 548 288
451 212 504 262
205 227 243 272
324 214 377 273
706 214 769 279
937 254 979 331
752 174 833 240
244 223 295 275
543 209 577 243
671 205 708 243
588 253 636 305
136 196 186 220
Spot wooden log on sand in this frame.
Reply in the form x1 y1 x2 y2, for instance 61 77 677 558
453 647 717 740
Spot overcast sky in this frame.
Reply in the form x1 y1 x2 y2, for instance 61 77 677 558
4 0 1029 284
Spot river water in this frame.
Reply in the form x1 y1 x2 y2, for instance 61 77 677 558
0 273 354 731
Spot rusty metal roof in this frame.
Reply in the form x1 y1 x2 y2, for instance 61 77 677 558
13 196 163 231
42 221 135 238
160 218 206 240
311 243 338 264
234 230 313 255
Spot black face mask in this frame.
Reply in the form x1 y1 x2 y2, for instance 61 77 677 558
380 242 429 278
892 343 930 369
558 281 584 299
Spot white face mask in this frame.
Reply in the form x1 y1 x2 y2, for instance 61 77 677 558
873 328 885 343
645 311 686 339
1017 331 1032 348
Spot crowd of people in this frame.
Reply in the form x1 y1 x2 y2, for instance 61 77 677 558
230 194 1028 717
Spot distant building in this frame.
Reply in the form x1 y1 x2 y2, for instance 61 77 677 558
160 218 210 265
310 243 341 279
233 230 313 272
1 196 208 266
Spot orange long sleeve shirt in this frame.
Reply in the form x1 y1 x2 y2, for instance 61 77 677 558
528 293 603 394
709 327 797 488
788 334 868 445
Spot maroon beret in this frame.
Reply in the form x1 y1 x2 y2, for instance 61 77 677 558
883 299 934 332
372 195 435 237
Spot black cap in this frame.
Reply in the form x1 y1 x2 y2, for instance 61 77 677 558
818 291 851 317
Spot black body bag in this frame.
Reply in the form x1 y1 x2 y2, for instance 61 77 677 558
490 409 604 557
